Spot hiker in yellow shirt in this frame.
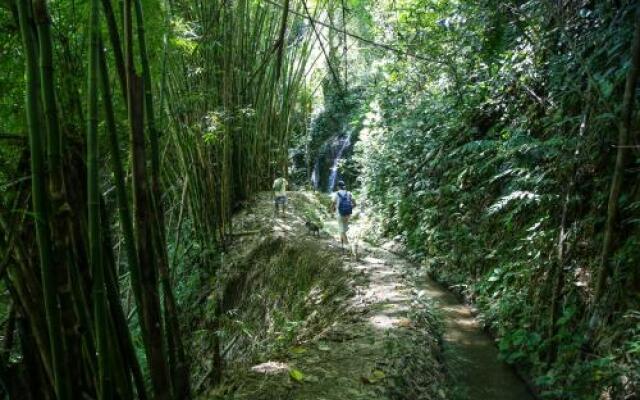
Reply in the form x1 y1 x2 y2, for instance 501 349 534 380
273 175 288 217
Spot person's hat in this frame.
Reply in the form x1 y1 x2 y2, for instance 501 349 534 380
337 180 346 189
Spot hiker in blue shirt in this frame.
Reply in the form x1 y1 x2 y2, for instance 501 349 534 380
330 181 356 249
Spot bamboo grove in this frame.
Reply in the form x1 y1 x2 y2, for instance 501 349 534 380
0 0 315 397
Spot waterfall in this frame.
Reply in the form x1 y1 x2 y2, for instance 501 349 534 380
327 133 351 192
310 159 320 190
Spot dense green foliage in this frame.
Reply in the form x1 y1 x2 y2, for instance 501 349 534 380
2 0 639 398
353 1 640 398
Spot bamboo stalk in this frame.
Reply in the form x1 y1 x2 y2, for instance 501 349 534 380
100 0 128 100
32 0 62 189
124 0 173 396
100 198 145 400
274 0 290 82
15 0 70 397
86 0 109 396
98 37 149 359
132 0 190 394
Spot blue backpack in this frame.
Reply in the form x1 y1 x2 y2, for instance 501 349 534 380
337 191 353 216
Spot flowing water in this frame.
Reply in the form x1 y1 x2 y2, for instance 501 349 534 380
311 159 320 190
326 133 351 192
420 277 535 399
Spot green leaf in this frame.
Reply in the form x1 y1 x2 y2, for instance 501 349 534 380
291 346 306 354
371 370 386 380
289 368 305 382
362 369 386 384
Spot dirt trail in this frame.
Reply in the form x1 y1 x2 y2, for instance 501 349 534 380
219 193 533 399
322 212 535 399
232 213 440 398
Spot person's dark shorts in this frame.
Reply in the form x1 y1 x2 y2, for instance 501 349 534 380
274 195 288 205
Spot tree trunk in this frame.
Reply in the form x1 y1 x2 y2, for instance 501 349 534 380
595 5 640 303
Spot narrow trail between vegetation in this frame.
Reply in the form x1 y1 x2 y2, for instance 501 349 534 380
319 207 535 399
221 192 533 399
